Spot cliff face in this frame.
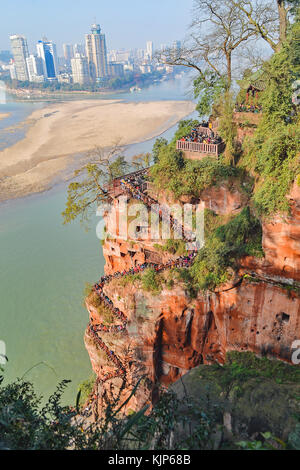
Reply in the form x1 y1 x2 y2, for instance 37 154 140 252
84 180 300 414
242 183 300 283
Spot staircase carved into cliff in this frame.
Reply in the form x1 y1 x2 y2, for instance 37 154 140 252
85 172 199 411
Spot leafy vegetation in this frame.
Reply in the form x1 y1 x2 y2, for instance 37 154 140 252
88 291 115 324
141 268 163 295
77 375 96 407
62 146 129 225
154 239 188 256
0 370 215 450
150 141 243 200
240 15 300 216
189 207 263 291
0 350 299 450
6 70 166 93
217 351 300 387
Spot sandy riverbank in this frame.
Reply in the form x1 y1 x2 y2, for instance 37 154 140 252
0 99 195 202
0 113 10 121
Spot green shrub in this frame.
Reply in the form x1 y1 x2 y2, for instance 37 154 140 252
154 239 187 256
141 268 162 294
190 207 264 291
118 273 141 287
151 144 243 200
78 374 96 406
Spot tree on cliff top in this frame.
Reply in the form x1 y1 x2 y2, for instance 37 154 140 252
156 0 260 116
232 0 300 51
157 1 299 117
240 9 300 216
62 145 129 225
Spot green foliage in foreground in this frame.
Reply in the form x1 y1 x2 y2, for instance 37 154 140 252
188 207 263 291
1 352 299 450
0 371 215 450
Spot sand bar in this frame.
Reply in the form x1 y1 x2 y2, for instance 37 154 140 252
0 113 10 121
0 99 195 201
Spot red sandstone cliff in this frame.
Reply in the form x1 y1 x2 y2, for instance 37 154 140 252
84 180 300 414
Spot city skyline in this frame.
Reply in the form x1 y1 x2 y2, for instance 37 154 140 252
6 22 181 85
0 0 194 54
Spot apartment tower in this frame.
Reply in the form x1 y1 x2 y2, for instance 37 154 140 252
10 35 29 81
71 53 90 84
37 39 58 79
85 24 108 81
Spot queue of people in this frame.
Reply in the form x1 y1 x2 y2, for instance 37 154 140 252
87 169 200 403
120 172 195 241
234 103 262 113
179 126 222 145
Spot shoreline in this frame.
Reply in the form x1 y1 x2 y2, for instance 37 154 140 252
6 88 128 103
0 99 196 203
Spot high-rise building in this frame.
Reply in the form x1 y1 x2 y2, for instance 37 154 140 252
63 44 74 64
74 44 85 55
71 53 90 84
10 35 29 81
173 40 182 56
108 62 124 77
26 54 45 82
37 39 58 79
85 24 108 81
136 48 145 61
9 63 17 80
146 41 153 61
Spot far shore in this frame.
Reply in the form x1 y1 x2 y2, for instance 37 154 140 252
0 99 196 202
6 87 127 102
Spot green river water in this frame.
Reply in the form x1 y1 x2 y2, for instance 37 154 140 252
0 76 196 405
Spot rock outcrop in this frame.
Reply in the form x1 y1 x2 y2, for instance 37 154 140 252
84 177 300 415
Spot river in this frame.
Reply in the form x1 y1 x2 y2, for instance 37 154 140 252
0 75 196 405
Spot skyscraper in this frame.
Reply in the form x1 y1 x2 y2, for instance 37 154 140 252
63 44 74 64
74 44 85 55
146 41 153 61
85 24 108 81
26 55 45 82
173 40 182 55
108 62 124 77
71 53 90 84
10 35 29 81
37 39 58 79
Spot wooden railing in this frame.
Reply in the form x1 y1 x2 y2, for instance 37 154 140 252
106 168 150 195
197 126 212 136
176 140 225 156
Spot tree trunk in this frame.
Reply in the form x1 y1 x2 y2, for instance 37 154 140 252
277 0 288 48
226 52 232 89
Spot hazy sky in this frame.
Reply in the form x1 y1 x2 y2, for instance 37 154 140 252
1 0 195 55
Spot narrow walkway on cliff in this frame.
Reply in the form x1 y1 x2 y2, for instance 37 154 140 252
85 170 200 413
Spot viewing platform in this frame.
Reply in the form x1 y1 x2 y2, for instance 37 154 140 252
176 120 225 160
176 140 225 158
